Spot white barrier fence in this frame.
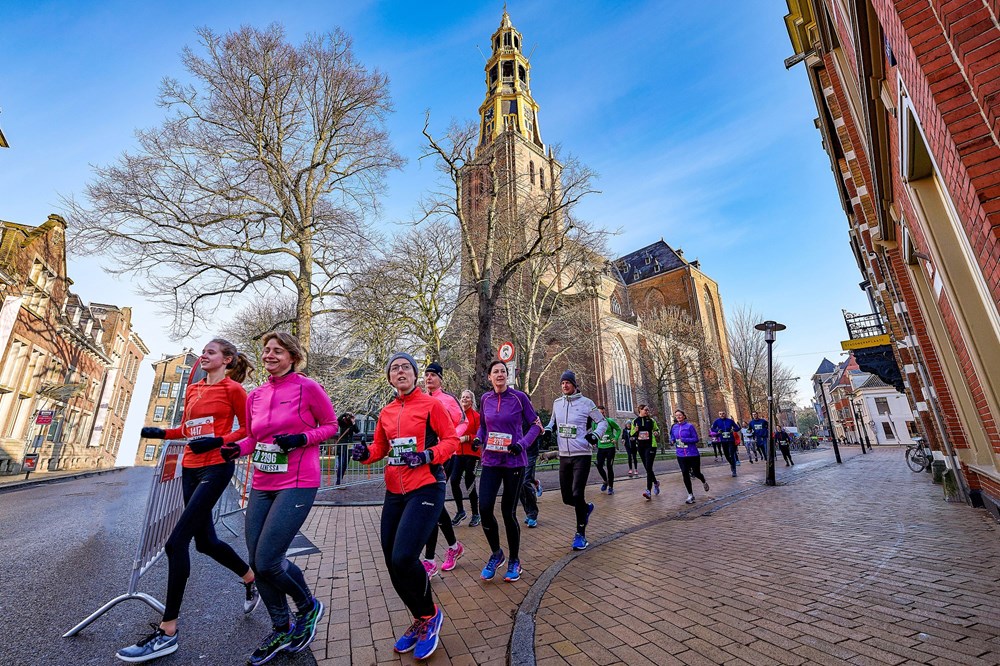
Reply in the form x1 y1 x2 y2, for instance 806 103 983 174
63 441 188 637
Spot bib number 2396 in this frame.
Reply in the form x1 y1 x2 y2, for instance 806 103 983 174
252 443 288 473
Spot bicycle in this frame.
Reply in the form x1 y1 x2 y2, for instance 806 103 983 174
905 437 932 472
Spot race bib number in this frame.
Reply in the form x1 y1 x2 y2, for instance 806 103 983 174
252 443 288 473
184 416 214 439
637 431 650 441
388 437 417 466
674 440 684 449
720 431 733 441
486 431 513 452
753 423 764 432
558 424 577 438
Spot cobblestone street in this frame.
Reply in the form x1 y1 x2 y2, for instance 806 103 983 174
296 447 1000 665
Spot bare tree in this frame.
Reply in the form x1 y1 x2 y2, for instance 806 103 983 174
727 304 798 420
65 24 403 358
419 119 599 390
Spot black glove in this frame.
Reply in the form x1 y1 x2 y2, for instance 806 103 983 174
508 441 523 455
141 427 166 439
471 438 481 452
220 442 241 462
400 450 432 467
273 433 307 453
585 433 599 446
351 441 369 462
187 436 224 454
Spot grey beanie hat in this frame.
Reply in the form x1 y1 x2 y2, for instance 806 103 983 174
386 352 419 381
560 369 578 388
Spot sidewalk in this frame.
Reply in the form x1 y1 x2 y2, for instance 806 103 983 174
0 466 124 492
294 447 1000 665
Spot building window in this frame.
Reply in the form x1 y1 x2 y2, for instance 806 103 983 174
610 295 623 316
159 382 170 398
874 397 890 415
539 169 545 190
143 445 156 461
610 341 633 413
170 382 180 397
906 421 919 437
529 161 535 185
881 422 895 439
153 405 166 422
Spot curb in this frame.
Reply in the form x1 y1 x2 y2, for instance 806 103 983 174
0 467 127 494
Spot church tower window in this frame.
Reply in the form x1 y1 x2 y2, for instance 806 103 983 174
529 161 535 185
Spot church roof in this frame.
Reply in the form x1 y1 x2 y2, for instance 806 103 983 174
613 240 686 285
814 358 837 375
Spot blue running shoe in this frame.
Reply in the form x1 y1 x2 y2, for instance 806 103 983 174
394 617 423 654
116 625 178 663
572 533 589 550
525 517 537 528
585 502 594 525
535 480 543 497
481 550 506 581
248 627 295 665
607 487 615 496
600 483 607 493
503 559 522 582
653 481 660 496
414 605 444 660
288 598 324 653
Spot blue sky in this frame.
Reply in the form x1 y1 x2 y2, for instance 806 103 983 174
0 1 869 463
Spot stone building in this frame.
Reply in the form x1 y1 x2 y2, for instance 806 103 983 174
785 0 1000 516
0 214 146 473
454 11 737 434
134 350 199 466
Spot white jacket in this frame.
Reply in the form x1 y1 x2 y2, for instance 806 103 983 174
546 392 607 457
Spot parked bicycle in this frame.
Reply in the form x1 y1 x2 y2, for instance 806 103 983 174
905 437 932 472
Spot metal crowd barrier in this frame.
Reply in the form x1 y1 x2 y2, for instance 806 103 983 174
64 441 188 637
318 439 386 490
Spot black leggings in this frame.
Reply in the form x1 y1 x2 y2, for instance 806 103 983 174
624 440 638 470
560 455 592 534
163 462 249 622
722 441 738 472
711 441 722 458
479 465 524 561
780 444 794 465
425 459 457 560
381 483 444 618
595 448 615 489
450 455 479 514
638 445 658 491
677 455 706 494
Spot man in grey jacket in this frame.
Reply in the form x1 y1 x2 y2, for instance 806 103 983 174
546 370 607 551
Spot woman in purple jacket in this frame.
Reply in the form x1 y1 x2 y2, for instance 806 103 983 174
476 360 542 583
669 409 710 505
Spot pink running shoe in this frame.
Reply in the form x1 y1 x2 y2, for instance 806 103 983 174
441 542 464 571
422 559 439 579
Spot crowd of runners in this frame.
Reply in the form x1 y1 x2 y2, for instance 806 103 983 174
115 333 791 664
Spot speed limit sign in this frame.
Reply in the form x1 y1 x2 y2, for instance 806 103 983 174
497 341 515 362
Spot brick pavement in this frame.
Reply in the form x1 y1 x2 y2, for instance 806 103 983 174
293 447 1000 665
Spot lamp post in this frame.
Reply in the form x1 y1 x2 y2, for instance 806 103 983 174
816 377 842 463
853 399 872 452
754 320 786 486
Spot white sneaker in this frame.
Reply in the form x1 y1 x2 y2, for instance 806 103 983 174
685 494 695 504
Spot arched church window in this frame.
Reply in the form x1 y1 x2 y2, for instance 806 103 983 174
610 294 623 316
539 169 545 190
504 32 512 48
610 341 634 413
529 161 535 185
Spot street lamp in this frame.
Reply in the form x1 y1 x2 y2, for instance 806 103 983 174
754 320 786 487
853 399 872 452
815 376 843 463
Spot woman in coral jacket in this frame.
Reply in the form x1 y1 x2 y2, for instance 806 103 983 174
118 338 258 664
351 352 458 661
450 389 482 528
220 332 338 666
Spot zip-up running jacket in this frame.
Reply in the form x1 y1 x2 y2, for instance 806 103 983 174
748 418 769 442
630 416 660 449
365 388 459 495
164 377 248 469
427 387 467 439
236 372 338 491
546 392 608 457
457 408 482 457
669 421 700 457
599 417 621 449
477 386 541 468
712 417 741 444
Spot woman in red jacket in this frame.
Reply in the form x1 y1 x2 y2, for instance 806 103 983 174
352 352 458 661
450 389 481 528
117 339 257 664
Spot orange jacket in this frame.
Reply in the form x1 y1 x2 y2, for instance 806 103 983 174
164 378 247 468
457 408 482 457
365 388 459 495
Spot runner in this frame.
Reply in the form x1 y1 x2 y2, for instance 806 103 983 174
520 427 543 528
117 339 258 663
712 410 741 477
546 371 606 550
775 425 794 466
477 359 542 582
350 352 458 660
421 362 466 576
451 389 482 531
741 422 757 463
670 409 709 504
710 427 723 461
595 406 621 495
334 413 359 486
629 405 661 500
220 332 336 666
748 411 769 462
622 419 638 477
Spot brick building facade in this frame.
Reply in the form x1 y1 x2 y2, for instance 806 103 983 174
0 214 147 474
784 0 1000 517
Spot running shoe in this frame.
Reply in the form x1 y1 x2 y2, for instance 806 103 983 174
732 470 738 477
607 487 615 496
452 510 468 526
572 533 589 550
248 627 295 665
503 559 522 582
525 517 538 528
703 480 710 492
422 559 439 579
642 490 651 500
244 581 260 615
535 480 543 497
600 483 607 493
736 459 741 466
685 494 695 505
288 598 325 653
394 617 424 653
653 481 660 496
441 541 464 571
481 550 506 581
469 513 482 527
414 605 444 660
585 502 594 525
116 625 178 663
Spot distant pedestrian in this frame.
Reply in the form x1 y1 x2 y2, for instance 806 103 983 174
748 412 769 461
709 428 722 461
741 423 757 463
712 410 741 477
670 409 709 504
622 419 639 476
334 413 359 486
775 426 794 466
629 405 661 499
595 406 621 495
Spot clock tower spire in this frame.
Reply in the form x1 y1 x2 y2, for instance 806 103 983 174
478 8 543 149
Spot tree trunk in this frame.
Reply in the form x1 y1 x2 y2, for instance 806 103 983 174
295 235 314 366
474 289 497 394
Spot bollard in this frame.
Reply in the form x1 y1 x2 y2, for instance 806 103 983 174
931 459 946 484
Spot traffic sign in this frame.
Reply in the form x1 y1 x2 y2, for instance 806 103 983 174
23 453 39 471
35 410 55 425
497 341 515 362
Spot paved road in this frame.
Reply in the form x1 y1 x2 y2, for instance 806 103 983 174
0 467 316 666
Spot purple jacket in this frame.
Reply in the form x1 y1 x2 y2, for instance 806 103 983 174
670 422 700 458
477 387 541 468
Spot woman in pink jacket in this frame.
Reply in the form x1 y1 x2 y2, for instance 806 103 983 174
221 331 338 666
